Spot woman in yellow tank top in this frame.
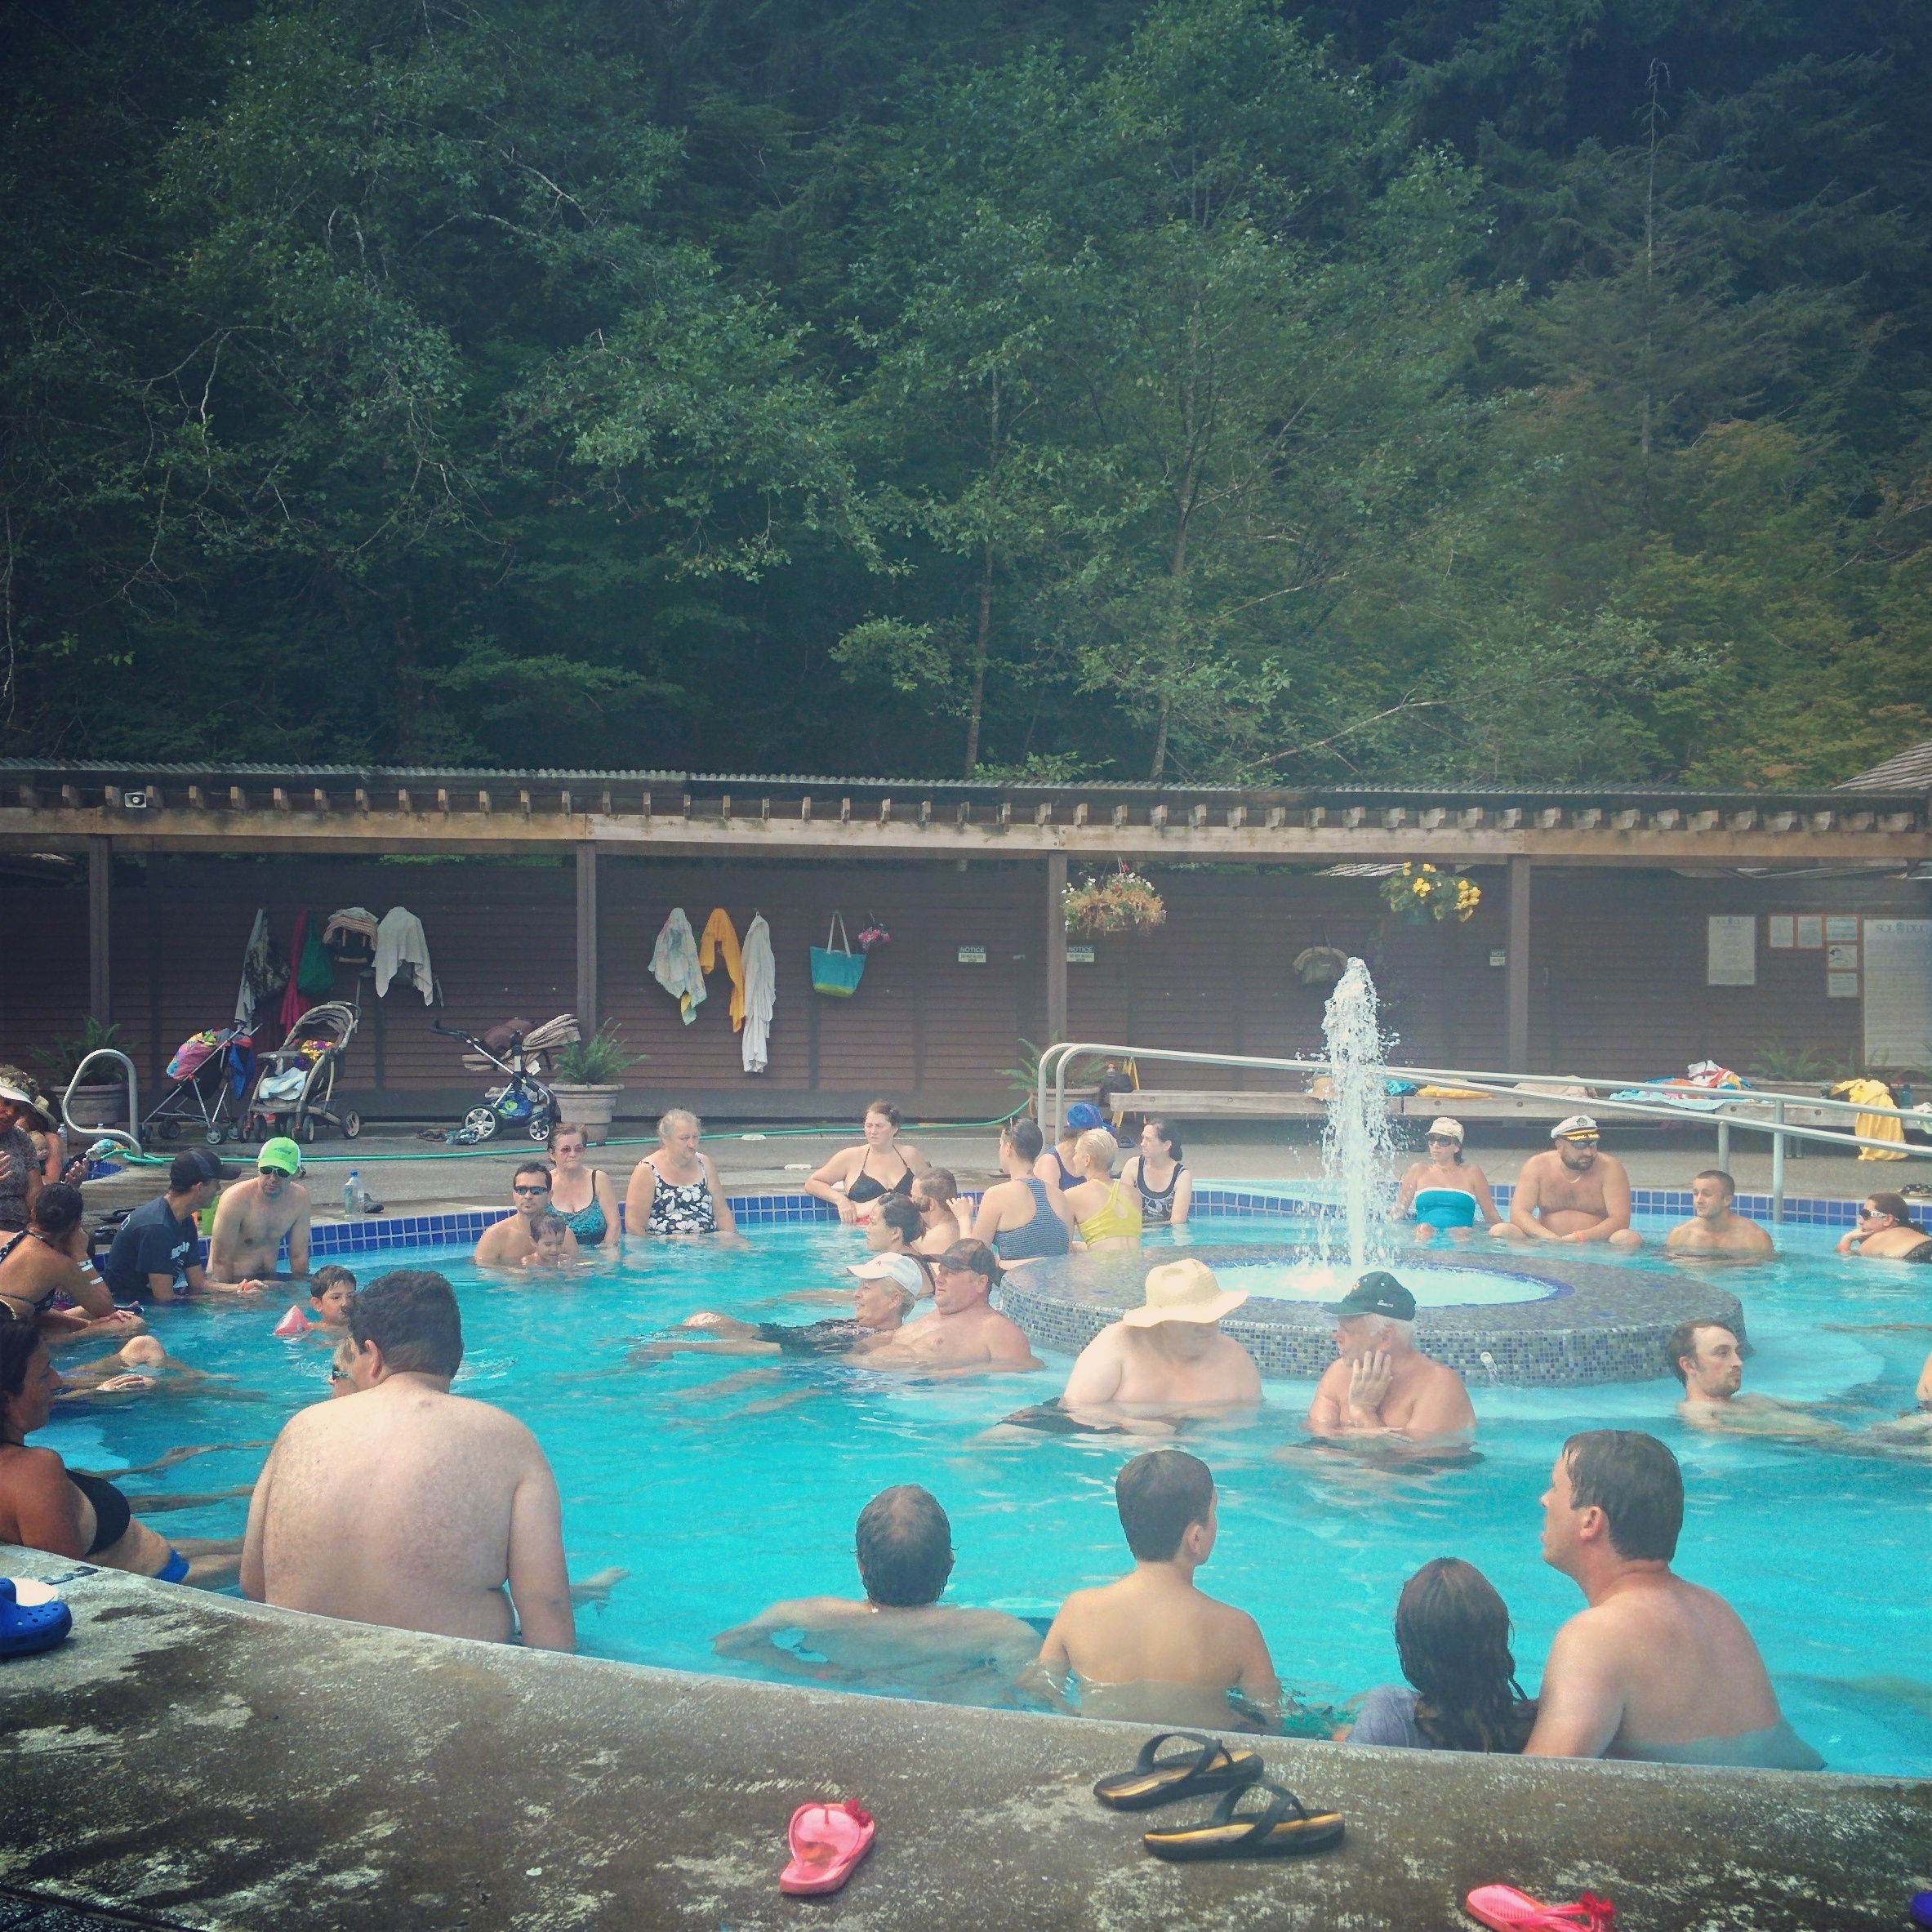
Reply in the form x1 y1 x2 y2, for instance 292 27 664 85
1061 1128 1143 1251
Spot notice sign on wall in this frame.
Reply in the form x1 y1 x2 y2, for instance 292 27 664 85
956 945 986 965
1863 920 1931 1065
1707 915 1756 986
1768 915 1795 949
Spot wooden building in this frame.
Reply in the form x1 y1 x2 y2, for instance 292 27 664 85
2 759 1927 1122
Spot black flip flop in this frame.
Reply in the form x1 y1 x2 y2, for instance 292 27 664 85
1142 1780 1345 1863
1092 1732 1266 1812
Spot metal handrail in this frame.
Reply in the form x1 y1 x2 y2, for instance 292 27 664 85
1037 1041 1928 1226
61 1050 142 1156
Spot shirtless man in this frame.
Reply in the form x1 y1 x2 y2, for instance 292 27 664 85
208 1137 312 1283
1835 1192 1932 1261
1058 1259 1262 1422
474 1162 580 1266
910 1171 964 1256
1031 1449 1279 1729
1668 1320 1845 1443
1494 1116 1640 1248
0 1182 143 1340
240 1269 574 1649
713 1485 1037 1701
1526 1429 1822 1767
857 1240 1039 1376
1664 1169 1774 1258
1306 1273 1475 1442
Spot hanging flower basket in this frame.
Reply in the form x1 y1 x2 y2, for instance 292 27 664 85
1380 862 1480 925
1064 865 1167 936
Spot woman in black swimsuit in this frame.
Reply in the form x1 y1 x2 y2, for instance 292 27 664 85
1121 1119 1193 1229
804 1099 930 1226
0 1319 242 1585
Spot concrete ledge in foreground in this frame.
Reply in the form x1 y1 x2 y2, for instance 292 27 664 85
1 1550 1925 1931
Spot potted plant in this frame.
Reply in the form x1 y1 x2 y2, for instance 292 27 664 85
549 1022 644 1143
1063 864 1167 936
30 1017 128 1127
1379 863 1480 925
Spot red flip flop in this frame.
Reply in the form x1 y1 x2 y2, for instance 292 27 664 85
778 1800 875 1897
1466 1885 1615 1931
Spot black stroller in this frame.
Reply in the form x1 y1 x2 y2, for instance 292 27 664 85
431 1014 578 1143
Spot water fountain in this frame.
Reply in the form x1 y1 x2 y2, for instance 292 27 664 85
1317 955 1397 1275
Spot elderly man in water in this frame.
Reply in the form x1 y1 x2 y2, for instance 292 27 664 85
1057 1259 1262 1422
713 1485 1037 1702
856 1240 1039 1377
1527 1429 1822 1767
1664 1170 1773 1258
241 1270 575 1650
1494 1116 1641 1248
1306 1273 1474 1443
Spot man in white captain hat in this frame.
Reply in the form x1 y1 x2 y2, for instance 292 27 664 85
1492 1115 1641 1249
1057 1258 1262 1420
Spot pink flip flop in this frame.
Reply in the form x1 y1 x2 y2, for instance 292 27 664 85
1466 1886 1615 1931
778 1800 875 1897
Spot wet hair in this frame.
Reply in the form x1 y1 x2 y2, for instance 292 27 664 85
854 1484 954 1606
0 1313 44 1405
1141 1120 1183 1162
1865 1191 1921 1230
1002 1118 1044 1163
913 1169 957 1206
864 1099 902 1129
657 1108 700 1142
532 1211 569 1242
1693 1169 1736 1200
1115 1449 1215 1562
1665 1320 1734 1387
934 1240 1001 1289
874 1195 923 1246
1561 1430 1683 1562
1395 1559 1536 1753
1075 1128 1119 1176
512 1160 552 1191
310 1264 358 1298
549 1120 588 1152
29 1182 82 1237
348 1271 465 1379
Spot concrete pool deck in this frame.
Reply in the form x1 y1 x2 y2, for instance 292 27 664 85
2 1551 1926 1932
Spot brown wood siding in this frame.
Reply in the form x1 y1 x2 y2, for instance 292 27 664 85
0 859 1921 1117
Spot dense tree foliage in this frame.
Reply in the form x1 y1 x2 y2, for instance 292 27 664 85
4 0 1926 784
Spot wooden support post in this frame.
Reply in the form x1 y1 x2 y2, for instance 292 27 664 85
1507 855 1532 1074
1045 853 1068 1047
576 843 599 1039
87 835 111 1024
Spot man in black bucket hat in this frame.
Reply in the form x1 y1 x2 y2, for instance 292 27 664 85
1306 1271 1475 1443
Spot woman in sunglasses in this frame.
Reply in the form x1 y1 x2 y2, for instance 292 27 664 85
474 1161 581 1266
1391 1118 1498 1243
1834 1192 1932 1262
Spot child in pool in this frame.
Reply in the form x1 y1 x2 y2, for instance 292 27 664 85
307 1265 358 1328
519 1212 590 1271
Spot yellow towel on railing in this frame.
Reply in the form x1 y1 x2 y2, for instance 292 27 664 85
1841 1077 1907 1160
698 908 746 1031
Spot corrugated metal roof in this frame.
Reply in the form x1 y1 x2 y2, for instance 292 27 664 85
1838 740 1932 792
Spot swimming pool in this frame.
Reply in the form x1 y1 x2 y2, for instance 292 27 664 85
39 1209 1932 1777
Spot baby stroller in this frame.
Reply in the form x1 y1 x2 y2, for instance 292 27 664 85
241 1001 363 1144
431 1014 578 1143
139 1025 255 1147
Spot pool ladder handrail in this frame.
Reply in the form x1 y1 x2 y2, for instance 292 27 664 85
60 1049 143 1158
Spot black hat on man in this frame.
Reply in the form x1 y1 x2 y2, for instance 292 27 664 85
1328 1271 1417 1321
169 1148 239 1191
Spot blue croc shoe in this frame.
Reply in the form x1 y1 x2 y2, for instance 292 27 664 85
0 1577 73 1658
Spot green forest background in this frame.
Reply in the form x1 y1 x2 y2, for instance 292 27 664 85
5 0 1928 788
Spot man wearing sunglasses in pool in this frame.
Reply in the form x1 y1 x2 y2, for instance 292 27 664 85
1492 1116 1641 1249
856 1240 1039 1377
474 1162 581 1266
207 1137 313 1284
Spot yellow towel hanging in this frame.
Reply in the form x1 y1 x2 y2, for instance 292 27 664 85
698 909 746 1031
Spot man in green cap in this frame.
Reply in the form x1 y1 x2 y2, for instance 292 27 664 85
1306 1271 1475 1443
209 1136 313 1284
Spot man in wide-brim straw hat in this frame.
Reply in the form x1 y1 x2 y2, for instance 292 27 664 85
1058 1258 1262 1419
0 1066 55 1232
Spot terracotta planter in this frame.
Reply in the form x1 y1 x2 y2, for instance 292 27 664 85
63 1083 127 1128
549 1084 623 1144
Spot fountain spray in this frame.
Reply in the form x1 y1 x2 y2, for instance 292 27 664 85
1320 956 1398 1273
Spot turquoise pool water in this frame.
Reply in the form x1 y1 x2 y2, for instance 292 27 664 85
40 1209 1932 1777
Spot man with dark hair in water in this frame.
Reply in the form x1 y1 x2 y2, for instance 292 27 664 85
1526 1429 1821 1767
241 1270 575 1650
1031 1449 1279 1729
713 1484 1036 1699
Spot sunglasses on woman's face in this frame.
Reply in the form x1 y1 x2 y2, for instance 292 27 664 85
1859 1206 1890 1220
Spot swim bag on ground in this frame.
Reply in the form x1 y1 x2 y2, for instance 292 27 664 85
811 913 866 999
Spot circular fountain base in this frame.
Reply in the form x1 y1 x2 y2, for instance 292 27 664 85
999 1245 1745 1387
